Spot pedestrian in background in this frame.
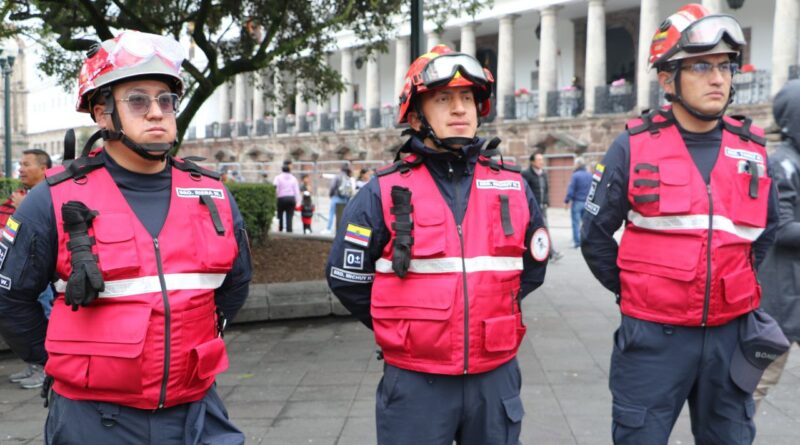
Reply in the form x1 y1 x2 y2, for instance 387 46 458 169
355 168 372 192
296 190 316 234
522 152 563 261
273 162 301 232
327 45 547 445
2 149 54 389
755 79 800 407
323 165 353 234
581 5 787 443
564 156 591 248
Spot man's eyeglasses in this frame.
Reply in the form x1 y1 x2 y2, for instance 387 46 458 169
117 93 180 115
680 61 738 76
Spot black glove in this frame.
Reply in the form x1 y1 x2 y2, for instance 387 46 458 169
61 201 104 311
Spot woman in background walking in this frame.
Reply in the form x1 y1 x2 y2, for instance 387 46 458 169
273 162 301 232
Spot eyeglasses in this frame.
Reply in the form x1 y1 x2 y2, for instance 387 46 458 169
680 61 738 76
117 93 180 115
416 53 494 89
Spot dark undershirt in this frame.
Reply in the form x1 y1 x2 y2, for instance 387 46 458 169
678 122 723 184
102 150 171 237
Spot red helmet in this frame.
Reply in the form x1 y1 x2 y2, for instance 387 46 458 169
649 3 745 69
77 30 185 113
397 45 493 124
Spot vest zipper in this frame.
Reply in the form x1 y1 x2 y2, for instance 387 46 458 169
701 184 713 326
457 224 469 375
153 238 172 409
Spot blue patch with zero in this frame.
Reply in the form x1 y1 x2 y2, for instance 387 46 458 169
343 248 365 270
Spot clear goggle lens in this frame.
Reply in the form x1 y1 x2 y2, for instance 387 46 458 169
110 32 185 69
681 15 746 50
120 93 180 115
421 53 490 88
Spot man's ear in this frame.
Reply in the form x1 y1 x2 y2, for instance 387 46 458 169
92 103 109 128
407 110 422 132
658 70 676 94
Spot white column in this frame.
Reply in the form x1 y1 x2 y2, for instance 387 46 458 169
252 73 264 122
584 0 607 115
320 54 333 129
538 7 559 119
636 0 659 111
340 48 354 128
460 22 478 57
233 74 246 123
426 31 441 50
295 80 307 132
395 37 410 99
771 0 800 96
217 81 229 122
701 0 724 13
366 55 380 128
497 15 518 120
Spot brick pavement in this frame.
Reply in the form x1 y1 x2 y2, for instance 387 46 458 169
1 212 799 444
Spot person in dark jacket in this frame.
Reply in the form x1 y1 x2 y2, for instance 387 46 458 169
564 156 592 247
755 79 800 406
326 45 548 445
580 4 783 443
522 152 563 261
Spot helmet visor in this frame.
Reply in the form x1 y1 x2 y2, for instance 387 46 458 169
680 15 745 53
421 53 491 89
110 32 185 72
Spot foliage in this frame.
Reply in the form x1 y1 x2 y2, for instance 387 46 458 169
226 181 275 245
2 0 493 151
0 178 21 197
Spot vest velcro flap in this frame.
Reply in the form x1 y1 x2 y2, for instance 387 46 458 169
372 275 457 320
658 161 691 214
46 302 151 358
411 200 446 258
617 230 701 282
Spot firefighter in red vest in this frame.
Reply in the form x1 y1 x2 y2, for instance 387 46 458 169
581 4 787 443
326 45 549 444
0 31 252 444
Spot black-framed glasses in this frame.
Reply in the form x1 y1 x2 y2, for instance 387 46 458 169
117 92 179 115
681 61 738 76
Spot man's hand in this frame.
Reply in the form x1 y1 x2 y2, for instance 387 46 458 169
10 191 25 209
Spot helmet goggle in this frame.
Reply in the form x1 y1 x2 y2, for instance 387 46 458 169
415 53 494 90
109 31 185 73
673 15 745 57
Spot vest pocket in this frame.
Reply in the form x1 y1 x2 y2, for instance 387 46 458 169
490 194 526 256
185 337 229 386
658 161 691 214
483 314 520 352
411 201 446 257
723 268 759 307
191 208 237 272
45 302 150 394
93 213 140 279
730 173 770 228
372 275 456 362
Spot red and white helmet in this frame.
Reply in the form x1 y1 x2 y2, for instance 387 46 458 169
649 3 745 69
76 30 185 113
397 45 493 124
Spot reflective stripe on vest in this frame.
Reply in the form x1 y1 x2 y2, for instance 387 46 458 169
53 273 227 298
627 210 765 242
375 256 523 274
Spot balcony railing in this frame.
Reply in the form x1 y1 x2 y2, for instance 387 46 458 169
594 84 635 114
731 70 771 105
514 92 539 120
789 65 799 81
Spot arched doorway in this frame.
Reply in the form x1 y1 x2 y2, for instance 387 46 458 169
606 27 635 83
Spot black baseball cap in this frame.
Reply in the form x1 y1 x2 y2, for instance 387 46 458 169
730 309 790 393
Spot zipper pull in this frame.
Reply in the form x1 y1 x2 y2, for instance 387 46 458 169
447 162 454 179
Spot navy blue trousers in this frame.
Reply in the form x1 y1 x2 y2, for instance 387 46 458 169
376 357 524 445
610 314 756 445
44 385 243 445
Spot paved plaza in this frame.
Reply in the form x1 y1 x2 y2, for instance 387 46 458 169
1 211 799 444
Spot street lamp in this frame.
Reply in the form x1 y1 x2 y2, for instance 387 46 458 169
0 47 15 179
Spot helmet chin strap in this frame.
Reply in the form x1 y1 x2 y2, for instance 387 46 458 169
98 87 174 161
663 61 736 122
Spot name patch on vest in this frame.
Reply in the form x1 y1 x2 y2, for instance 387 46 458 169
330 267 374 283
724 147 763 164
0 273 10 290
176 188 226 199
476 179 521 191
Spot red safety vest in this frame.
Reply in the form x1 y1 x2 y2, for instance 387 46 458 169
373 156 530 375
44 154 238 409
618 112 769 326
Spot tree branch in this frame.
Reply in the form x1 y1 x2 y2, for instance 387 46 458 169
76 0 113 39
